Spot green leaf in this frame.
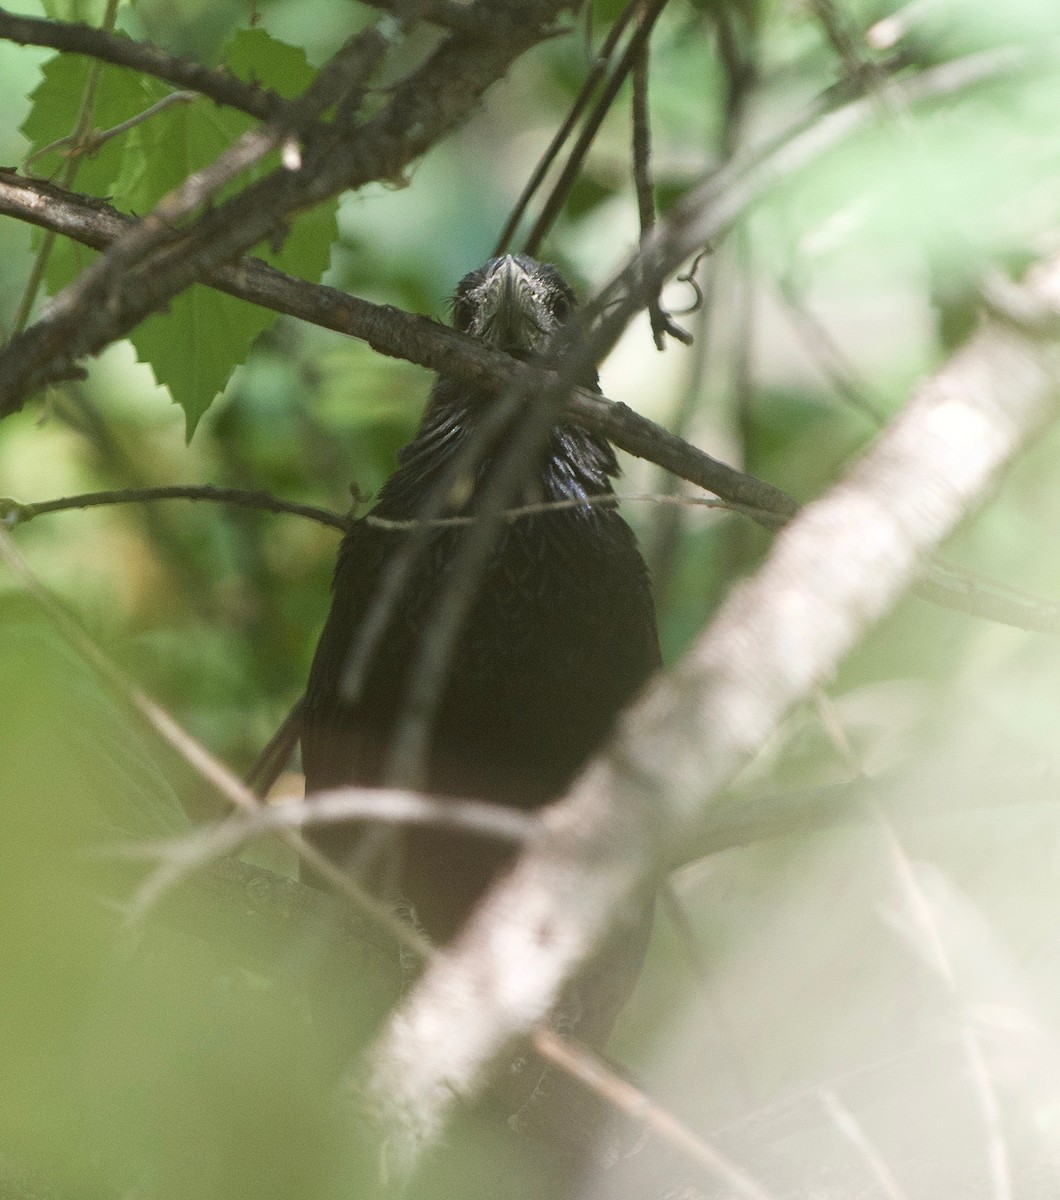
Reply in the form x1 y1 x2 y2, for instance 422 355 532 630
22 30 338 436
117 28 338 436
39 0 123 24
223 26 320 101
20 52 160 293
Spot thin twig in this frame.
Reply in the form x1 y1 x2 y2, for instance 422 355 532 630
523 0 672 257
877 820 1013 1200
381 396 571 788
534 1029 778 1200
659 881 710 981
245 695 305 797
819 1089 911 1200
809 0 909 128
2 484 350 530
65 15 395 291
645 247 718 597
364 491 731 528
812 688 868 779
0 481 733 531
25 91 198 168
630 4 689 348
777 273 889 426
493 0 641 256
13 0 121 334
118 786 539 919
337 388 532 706
4 482 350 530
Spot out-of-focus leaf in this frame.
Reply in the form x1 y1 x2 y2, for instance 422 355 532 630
0 594 387 1199
40 0 123 24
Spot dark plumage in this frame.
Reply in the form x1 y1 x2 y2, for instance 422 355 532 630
301 257 660 1014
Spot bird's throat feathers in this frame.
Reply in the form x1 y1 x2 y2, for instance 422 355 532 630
377 378 620 517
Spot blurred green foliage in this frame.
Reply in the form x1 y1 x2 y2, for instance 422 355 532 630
3 0 1060 1194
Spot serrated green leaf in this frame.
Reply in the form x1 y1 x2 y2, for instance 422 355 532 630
224 26 318 100
21 53 156 196
24 30 338 436
119 28 336 435
129 285 275 434
21 52 161 293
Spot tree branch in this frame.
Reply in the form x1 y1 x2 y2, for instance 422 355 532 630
123 785 538 919
1 483 349 530
0 6 291 120
0 0 575 415
7 166 1060 640
361 251 1060 1180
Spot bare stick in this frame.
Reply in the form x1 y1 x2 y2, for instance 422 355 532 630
877 821 1012 1200
2 484 349 530
523 0 672 257
121 786 538 918
492 0 641 256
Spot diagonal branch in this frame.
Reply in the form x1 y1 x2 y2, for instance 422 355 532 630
361 251 1060 1180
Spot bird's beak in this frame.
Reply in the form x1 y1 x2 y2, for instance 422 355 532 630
477 256 544 356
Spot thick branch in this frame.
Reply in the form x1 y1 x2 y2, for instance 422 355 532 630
363 253 1060 1178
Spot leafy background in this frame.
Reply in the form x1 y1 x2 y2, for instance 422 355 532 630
3 0 1060 1195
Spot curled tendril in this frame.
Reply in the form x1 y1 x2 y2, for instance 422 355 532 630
668 250 710 318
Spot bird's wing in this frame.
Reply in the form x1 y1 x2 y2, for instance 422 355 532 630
300 521 393 793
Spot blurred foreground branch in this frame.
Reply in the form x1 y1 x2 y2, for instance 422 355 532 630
363 252 1060 1180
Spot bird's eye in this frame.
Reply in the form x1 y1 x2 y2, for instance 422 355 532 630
550 290 573 324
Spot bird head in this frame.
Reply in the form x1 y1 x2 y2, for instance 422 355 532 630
450 255 575 359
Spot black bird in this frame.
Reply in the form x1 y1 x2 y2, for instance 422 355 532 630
301 255 660 1048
